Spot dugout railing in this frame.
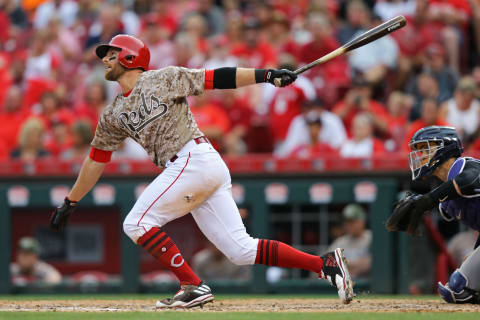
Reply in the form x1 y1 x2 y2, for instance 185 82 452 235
0 173 401 295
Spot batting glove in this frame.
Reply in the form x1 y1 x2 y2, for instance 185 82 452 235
50 197 78 231
265 69 297 87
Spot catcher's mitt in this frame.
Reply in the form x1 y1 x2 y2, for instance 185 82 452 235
386 191 435 235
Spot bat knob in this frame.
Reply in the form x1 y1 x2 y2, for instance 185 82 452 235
274 78 282 87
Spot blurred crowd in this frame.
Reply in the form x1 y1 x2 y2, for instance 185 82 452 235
1 0 480 162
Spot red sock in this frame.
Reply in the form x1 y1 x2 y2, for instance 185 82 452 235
137 227 201 286
255 239 324 274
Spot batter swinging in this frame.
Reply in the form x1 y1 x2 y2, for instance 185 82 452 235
49 35 354 308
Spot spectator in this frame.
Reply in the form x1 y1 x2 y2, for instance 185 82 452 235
34 0 79 29
215 90 253 156
84 4 124 54
75 81 108 127
1 0 28 30
276 99 346 157
300 13 350 105
289 110 338 159
189 93 230 151
182 0 225 37
384 91 412 151
347 14 399 86
328 204 371 279
192 241 251 281
268 67 316 148
374 0 416 21
24 29 59 81
182 14 210 55
265 11 300 58
389 0 436 89
340 112 385 158
406 71 447 120
174 32 205 69
0 86 26 151
333 76 389 137
337 0 371 46
404 98 448 150
60 120 93 160
447 229 479 266
422 43 457 102
204 35 237 69
439 76 479 142
10 117 50 161
230 18 277 69
10 237 61 285
140 13 176 70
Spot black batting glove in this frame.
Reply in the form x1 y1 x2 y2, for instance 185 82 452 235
265 69 297 87
50 197 78 231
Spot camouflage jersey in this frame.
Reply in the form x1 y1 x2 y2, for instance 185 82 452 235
91 67 205 168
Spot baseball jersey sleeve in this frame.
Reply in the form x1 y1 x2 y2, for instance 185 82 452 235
91 112 127 152
157 66 206 98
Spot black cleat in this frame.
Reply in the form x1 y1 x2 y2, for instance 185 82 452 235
320 248 355 304
155 282 214 308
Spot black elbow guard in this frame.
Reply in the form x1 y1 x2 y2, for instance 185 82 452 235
454 168 480 196
213 67 237 89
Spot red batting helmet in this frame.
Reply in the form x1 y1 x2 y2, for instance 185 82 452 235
95 34 150 71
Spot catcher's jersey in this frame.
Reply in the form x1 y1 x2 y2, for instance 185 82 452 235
91 67 205 168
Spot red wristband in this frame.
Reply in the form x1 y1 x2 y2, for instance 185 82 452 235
204 69 214 90
89 147 113 163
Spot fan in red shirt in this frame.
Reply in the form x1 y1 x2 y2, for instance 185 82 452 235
268 67 317 146
230 19 277 69
211 90 254 155
383 91 412 151
265 11 300 58
74 81 108 128
290 110 337 159
404 97 449 150
190 93 231 152
332 76 389 137
0 86 26 156
299 13 350 106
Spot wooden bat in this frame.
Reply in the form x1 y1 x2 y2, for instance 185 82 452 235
274 15 407 87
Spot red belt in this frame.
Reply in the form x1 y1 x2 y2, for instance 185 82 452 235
169 136 209 163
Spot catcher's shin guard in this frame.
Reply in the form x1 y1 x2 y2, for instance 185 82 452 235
438 270 480 304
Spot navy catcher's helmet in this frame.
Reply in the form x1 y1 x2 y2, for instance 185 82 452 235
409 126 463 180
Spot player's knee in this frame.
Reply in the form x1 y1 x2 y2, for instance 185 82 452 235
438 270 477 304
223 235 258 265
123 218 143 243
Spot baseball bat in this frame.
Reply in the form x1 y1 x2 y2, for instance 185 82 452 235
274 15 407 87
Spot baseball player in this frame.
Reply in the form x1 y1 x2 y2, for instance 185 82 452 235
386 125 480 304
49 35 354 308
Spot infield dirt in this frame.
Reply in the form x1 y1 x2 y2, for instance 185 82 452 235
0 298 479 313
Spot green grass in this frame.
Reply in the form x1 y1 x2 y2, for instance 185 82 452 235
0 313 478 320
0 294 439 300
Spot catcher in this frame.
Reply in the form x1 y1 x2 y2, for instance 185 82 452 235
386 125 480 304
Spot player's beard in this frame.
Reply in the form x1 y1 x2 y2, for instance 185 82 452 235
105 63 126 81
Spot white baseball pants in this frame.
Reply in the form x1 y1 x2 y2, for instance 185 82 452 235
123 139 259 265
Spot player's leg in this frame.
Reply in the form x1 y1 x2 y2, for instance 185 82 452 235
123 152 221 308
438 245 480 304
191 158 354 303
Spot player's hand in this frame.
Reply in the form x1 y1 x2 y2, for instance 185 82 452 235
50 197 78 231
266 69 297 87
386 192 435 235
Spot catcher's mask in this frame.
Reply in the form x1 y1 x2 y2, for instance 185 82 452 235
408 126 463 180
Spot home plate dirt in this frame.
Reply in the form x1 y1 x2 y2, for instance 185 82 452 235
0 299 479 313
